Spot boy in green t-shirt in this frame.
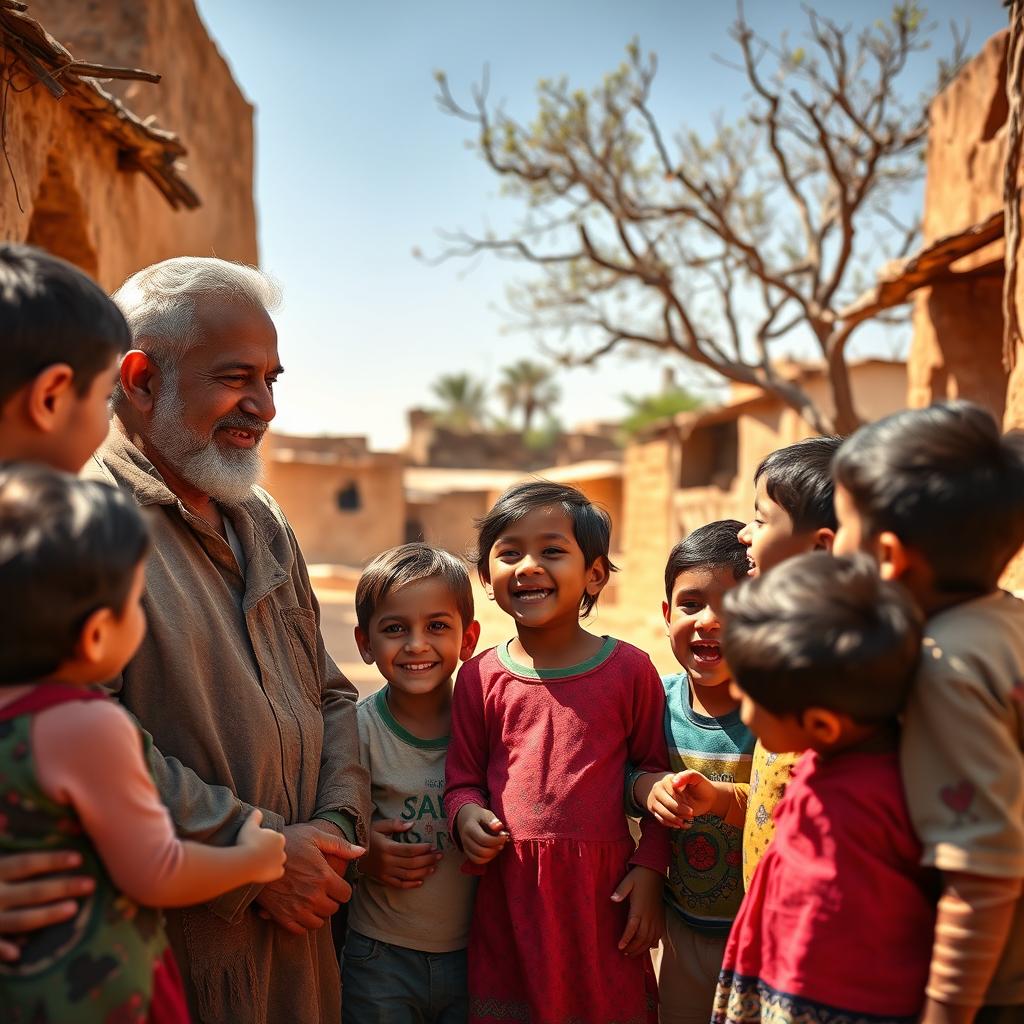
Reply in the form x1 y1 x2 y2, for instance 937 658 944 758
630 521 754 1023
344 543 481 1024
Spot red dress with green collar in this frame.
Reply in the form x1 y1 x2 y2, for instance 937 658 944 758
445 638 669 1024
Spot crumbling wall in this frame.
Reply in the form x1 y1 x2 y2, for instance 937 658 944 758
908 31 1009 420
1 0 257 290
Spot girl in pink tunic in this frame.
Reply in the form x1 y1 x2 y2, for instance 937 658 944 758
445 481 670 1024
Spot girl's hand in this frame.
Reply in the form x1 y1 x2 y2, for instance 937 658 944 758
364 819 442 890
611 866 664 957
456 804 508 865
237 809 288 883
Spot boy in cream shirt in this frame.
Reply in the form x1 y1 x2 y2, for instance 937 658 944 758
344 543 480 1024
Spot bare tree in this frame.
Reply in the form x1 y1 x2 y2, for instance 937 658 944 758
430 2 966 434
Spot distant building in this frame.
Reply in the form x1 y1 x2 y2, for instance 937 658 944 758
262 432 405 567
617 359 907 621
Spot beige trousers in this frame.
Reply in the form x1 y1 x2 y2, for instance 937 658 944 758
654 910 728 1024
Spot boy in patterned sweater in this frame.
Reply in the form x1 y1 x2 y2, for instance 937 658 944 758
630 521 755 1023
344 543 481 1024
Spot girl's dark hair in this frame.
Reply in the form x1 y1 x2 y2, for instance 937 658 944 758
0 463 150 682
722 551 922 725
833 401 1024 593
356 543 474 632
755 435 844 533
474 480 616 616
0 243 130 404
664 519 748 601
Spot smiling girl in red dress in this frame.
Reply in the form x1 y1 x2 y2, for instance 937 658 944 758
444 481 670 1024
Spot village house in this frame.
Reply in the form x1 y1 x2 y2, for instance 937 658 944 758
0 0 257 287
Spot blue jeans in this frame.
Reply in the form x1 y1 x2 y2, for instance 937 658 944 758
341 929 468 1024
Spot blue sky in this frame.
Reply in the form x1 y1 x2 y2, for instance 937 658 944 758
193 0 1007 449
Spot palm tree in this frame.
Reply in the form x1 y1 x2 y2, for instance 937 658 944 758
496 360 560 434
430 373 488 432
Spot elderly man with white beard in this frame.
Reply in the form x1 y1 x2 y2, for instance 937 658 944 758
84 257 370 1024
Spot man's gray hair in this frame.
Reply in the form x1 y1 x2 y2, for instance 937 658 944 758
112 256 282 366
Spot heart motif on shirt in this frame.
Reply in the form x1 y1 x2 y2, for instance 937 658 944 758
939 779 976 816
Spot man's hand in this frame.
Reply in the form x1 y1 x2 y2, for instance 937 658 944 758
364 819 442 890
0 851 95 962
611 866 664 957
254 821 364 934
456 804 508 866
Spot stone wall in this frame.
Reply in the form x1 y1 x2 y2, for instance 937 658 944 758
1 0 257 289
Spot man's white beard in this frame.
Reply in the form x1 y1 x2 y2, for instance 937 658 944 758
148 377 264 505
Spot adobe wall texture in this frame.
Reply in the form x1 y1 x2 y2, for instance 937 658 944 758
1 0 257 290
908 31 1009 420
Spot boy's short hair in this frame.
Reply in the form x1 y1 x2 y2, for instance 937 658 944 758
474 480 616 616
754 435 844 532
834 401 1024 592
0 244 131 407
722 551 922 725
664 519 748 601
0 462 149 683
356 543 474 633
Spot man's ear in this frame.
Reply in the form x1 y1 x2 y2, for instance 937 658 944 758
460 620 482 662
25 364 75 431
800 707 843 747
353 626 375 666
76 606 115 666
584 557 611 599
119 351 158 414
813 527 835 553
876 530 911 582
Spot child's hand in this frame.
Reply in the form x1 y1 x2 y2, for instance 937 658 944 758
237 809 287 883
611 866 664 957
456 804 508 865
637 772 690 828
670 770 723 821
363 819 442 890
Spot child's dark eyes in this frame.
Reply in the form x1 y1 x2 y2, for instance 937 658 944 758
427 621 450 632
679 602 704 615
381 624 406 634
542 547 566 557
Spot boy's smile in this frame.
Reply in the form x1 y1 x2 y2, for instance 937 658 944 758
663 565 739 691
356 577 477 697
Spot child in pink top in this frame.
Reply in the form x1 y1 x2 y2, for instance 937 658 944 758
0 464 286 1023
712 552 936 1024
445 481 670 1024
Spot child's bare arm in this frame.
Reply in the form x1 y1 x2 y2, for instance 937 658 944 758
36 700 285 907
920 871 1022 1022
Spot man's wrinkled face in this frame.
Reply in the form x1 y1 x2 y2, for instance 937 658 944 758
148 302 281 504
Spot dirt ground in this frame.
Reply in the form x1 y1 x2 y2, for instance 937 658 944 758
315 571 680 699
